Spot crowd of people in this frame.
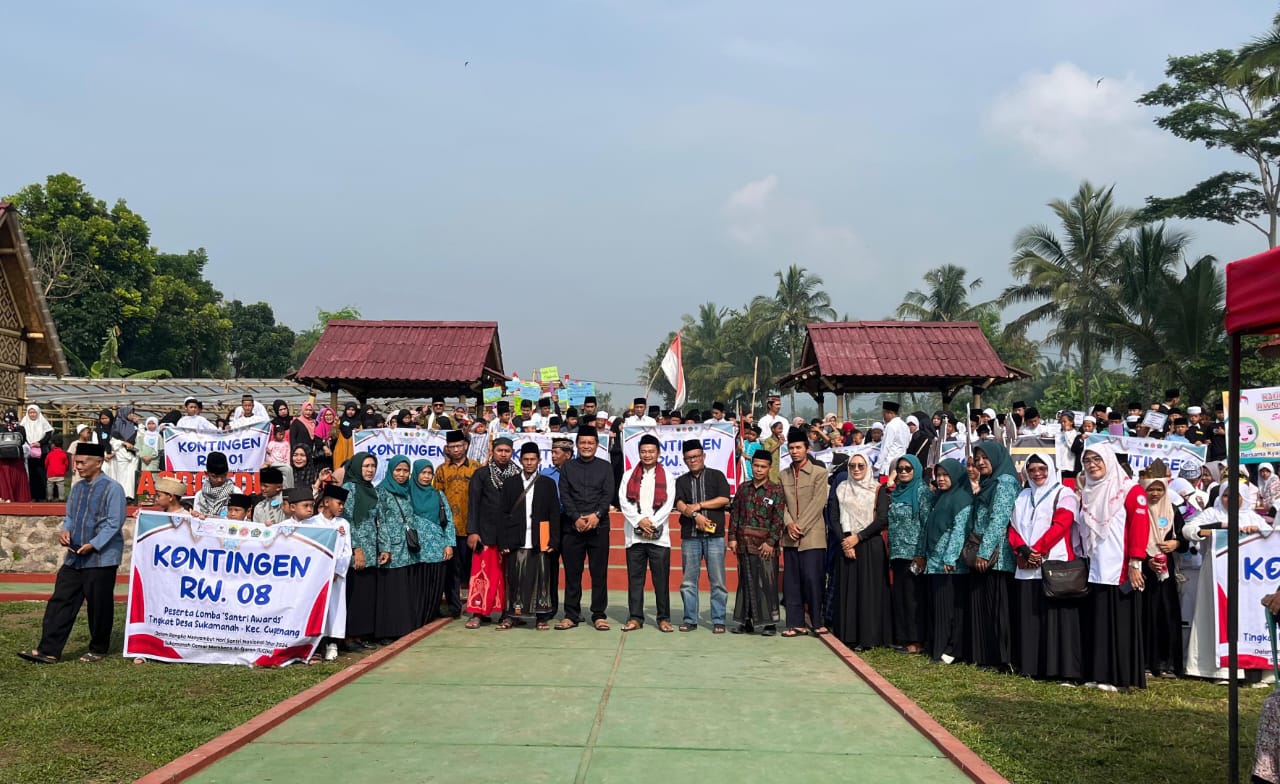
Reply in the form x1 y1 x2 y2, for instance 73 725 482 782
13 387 1278 694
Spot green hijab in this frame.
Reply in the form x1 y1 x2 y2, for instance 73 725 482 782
972 442 1019 509
343 452 379 523
378 455 411 499
925 458 973 545
889 454 924 515
409 458 439 518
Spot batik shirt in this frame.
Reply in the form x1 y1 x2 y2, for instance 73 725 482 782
729 479 785 546
973 474 1019 572
887 482 931 560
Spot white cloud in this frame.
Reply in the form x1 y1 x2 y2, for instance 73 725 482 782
722 174 864 262
987 62 1172 178
721 38 818 69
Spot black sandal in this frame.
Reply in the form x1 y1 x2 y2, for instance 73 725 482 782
17 649 57 664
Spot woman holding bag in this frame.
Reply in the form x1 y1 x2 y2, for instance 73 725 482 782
342 452 385 649
1007 453 1084 682
409 459 453 626
373 455 419 641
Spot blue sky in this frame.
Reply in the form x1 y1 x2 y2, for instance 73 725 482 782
4 1 1272 398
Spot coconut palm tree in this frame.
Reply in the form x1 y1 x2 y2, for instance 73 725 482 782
1000 181 1135 410
1233 11 1280 100
895 264 997 322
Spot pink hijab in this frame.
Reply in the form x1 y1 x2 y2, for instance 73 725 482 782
315 407 335 441
295 400 317 438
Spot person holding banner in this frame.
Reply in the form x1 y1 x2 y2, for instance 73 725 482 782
308 484 353 661
465 438 519 629
1079 443 1149 691
18 442 127 664
408 460 452 627
193 452 235 518
498 443 561 629
913 458 972 664
968 443 1019 670
252 466 288 526
674 439 732 634
374 456 420 641
1007 453 1083 682
831 453 892 651
780 427 830 638
619 435 676 633
153 476 188 513
729 450 784 635
342 452 386 649
557 426 615 631
888 455 929 654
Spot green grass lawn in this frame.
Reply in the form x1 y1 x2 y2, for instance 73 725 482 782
0 602 346 784
859 648 1268 784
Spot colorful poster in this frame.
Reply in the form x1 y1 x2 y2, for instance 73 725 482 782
351 428 448 483
124 512 336 667
482 387 502 403
162 423 270 473
1225 386 1280 463
1212 529 1280 669
621 422 739 493
1084 433 1208 474
539 366 559 383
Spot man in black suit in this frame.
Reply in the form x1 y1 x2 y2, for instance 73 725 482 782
497 442 562 630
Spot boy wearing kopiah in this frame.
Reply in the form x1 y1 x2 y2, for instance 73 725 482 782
308 483 352 660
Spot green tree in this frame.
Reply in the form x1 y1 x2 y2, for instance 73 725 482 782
86 328 172 379
291 306 361 371
1001 181 1134 410
5 173 156 368
127 250 231 377
894 264 997 322
227 301 297 377
1138 49 1280 247
1232 11 1280 101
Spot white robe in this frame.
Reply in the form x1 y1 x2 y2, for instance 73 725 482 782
305 512 352 639
102 437 138 497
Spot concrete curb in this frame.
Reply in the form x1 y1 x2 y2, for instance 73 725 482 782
818 635 1010 784
133 616 453 784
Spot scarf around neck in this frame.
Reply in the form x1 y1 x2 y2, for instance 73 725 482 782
488 458 520 490
625 462 668 510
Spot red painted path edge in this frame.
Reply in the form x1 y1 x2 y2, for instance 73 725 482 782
132 616 453 784
819 635 1011 784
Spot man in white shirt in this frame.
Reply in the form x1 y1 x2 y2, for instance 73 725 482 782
306 483 352 660
707 402 726 422
528 397 554 433
875 401 910 476
756 395 786 436
177 397 219 433
229 394 268 427
618 434 675 632
624 397 657 428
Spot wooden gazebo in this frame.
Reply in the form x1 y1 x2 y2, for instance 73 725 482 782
777 321 1029 415
0 203 69 403
292 320 507 408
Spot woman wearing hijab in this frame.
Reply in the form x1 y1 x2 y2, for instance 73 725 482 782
905 411 936 464
1007 453 1083 682
290 400 319 460
288 444 320 492
888 454 929 653
968 442 1019 670
1259 463 1280 514
830 453 892 650
21 404 54 501
105 404 140 500
342 452 385 648
138 416 164 479
314 407 337 465
270 399 292 431
332 401 359 469
913 458 972 663
93 409 114 453
393 409 414 430
409 459 453 625
0 410 32 501
1137 460 1187 678
374 455 418 640
1079 442 1149 691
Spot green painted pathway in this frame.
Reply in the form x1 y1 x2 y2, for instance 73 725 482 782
188 602 972 784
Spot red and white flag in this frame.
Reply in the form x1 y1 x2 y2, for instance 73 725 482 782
659 332 686 408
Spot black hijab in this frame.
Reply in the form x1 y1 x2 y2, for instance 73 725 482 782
340 401 359 438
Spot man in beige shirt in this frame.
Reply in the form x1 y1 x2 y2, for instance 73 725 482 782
780 427 830 637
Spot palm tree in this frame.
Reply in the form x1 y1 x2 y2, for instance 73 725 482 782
895 264 997 322
752 264 836 409
1000 181 1135 410
1233 11 1280 101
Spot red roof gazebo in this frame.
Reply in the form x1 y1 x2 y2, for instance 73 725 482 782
293 320 506 404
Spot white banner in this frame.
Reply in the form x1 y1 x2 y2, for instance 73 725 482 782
124 511 336 667
352 428 449 483
622 422 739 493
1212 529 1280 670
163 422 270 473
1084 433 1209 474
509 431 611 470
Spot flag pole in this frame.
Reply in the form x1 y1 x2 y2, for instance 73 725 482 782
750 355 760 414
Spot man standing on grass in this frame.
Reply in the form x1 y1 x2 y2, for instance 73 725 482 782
18 442 127 664
674 439 732 633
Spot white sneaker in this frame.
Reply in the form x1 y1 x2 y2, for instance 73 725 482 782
1096 683 1119 692
1082 681 1098 689
323 642 338 661
939 653 956 665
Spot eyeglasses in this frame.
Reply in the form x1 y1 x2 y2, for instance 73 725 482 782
1081 455 1104 466
896 465 914 473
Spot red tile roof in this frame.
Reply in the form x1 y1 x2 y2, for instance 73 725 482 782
294 321 505 394
780 321 1026 392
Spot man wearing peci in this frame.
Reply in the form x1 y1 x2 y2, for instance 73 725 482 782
556 425 615 630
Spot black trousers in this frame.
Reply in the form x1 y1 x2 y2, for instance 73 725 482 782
626 543 671 622
39 565 118 658
445 535 472 615
560 525 610 622
782 547 826 630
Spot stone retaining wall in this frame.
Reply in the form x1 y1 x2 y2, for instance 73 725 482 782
0 512 136 573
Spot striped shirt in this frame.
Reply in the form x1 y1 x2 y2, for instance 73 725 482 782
61 472 128 569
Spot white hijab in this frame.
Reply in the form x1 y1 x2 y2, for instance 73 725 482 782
1079 443 1134 556
20 404 53 444
836 456 880 535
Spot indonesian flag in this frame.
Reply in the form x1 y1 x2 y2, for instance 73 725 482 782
660 332 686 408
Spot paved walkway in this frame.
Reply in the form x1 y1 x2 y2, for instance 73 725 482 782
187 601 973 784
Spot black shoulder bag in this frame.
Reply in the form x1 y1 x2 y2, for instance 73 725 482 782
395 497 420 554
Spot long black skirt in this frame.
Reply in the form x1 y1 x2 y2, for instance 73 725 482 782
374 566 416 640
1141 565 1185 676
734 552 781 627
926 573 967 662
1084 583 1146 689
831 536 892 649
890 559 927 645
968 569 1012 669
411 562 449 627
346 567 378 639
1011 578 1083 681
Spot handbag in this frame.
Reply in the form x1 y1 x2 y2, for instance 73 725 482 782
0 431 22 460
960 532 982 569
1041 557 1089 599
394 498 420 554
28 442 41 459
